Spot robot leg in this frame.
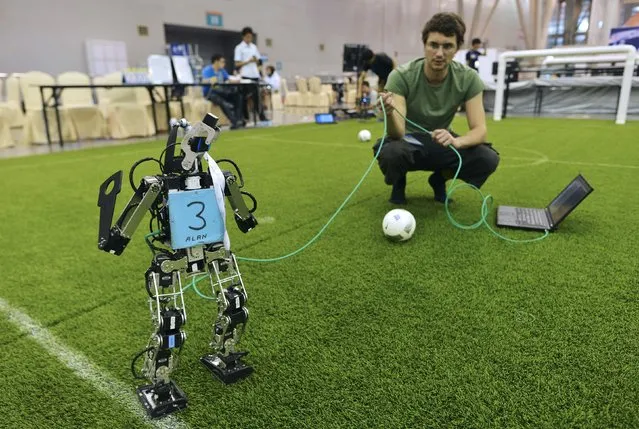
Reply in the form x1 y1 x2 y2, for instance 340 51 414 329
134 253 189 418
200 245 253 384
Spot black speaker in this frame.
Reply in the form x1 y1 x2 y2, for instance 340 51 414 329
343 44 369 72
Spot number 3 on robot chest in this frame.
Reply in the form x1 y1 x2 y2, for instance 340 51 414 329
167 188 225 249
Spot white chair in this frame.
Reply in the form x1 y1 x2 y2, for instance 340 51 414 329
0 79 15 147
57 71 107 140
270 90 283 110
307 77 331 108
19 71 77 145
280 78 300 108
141 85 184 132
0 74 25 129
94 72 155 139
295 77 311 108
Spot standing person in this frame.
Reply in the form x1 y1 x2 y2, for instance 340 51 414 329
374 12 499 205
357 48 395 101
201 54 243 129
234 26 267 122
465 38 484 72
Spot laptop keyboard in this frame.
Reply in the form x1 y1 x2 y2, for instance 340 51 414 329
515 208 546 226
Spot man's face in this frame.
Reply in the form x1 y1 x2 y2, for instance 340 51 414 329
214 58 226 69
473 42 481 50
423 32 458 72
243 33 253 44
361 85 370 95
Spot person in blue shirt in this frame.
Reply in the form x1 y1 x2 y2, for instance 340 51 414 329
201 54 243 129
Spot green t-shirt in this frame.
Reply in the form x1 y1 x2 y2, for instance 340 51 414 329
384 58 484 134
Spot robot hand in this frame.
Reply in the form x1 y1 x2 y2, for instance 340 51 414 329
180 114 221 172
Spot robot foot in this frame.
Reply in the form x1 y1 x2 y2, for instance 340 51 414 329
200 352 254 384
136 380 188 419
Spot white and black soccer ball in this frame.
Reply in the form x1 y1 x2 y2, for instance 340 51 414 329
357 129 372 142
382 209 416 242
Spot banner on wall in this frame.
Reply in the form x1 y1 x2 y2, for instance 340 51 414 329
206 11 223 27
609 26 639 49
169 44 189 56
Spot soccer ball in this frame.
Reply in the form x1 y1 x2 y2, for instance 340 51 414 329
358 129 372 142
382 209 416 242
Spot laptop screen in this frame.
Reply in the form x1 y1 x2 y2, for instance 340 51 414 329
315 113 336 124
547 175 594 225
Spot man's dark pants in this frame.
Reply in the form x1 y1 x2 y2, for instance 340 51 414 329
372 132 500 191
208 89 242 127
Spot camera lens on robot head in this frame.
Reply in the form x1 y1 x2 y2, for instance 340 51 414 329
188 136 209 153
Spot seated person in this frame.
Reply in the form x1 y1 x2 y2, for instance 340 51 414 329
262 65 281 110
263 65 281 92
201 54 243 129
358 80 378 114
375 12 500 205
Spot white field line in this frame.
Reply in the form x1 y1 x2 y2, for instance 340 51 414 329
0 297 189 429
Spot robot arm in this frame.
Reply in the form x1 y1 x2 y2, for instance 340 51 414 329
97 172 163 255
223 170 258 233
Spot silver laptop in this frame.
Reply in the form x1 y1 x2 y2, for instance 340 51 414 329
496 174 594 232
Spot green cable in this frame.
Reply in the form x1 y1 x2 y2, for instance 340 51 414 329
182 274 217 300
234 111 391 262
397 112 549 243
233 98 546 263
144 99 547 272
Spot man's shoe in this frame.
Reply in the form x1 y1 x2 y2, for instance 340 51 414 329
428 172 451 203
389 177 407 205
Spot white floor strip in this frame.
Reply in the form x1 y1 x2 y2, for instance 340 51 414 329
0 297 189 429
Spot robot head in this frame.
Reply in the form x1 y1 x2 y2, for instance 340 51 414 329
180 113 221 171
187 113 219 154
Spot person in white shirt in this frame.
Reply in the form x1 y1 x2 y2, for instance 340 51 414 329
234 27 261 79
234 26 267 121
263 65 281 92
262 65 282 112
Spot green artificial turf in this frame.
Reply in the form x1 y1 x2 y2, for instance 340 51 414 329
1 116 639 428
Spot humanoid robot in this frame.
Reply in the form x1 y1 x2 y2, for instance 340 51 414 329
97 113 258 418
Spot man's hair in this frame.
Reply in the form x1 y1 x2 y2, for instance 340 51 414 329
421 12 466 47
241 26 254 36
362 80 370 87
472 37 481 45
211 54 224 63
361 48 374 62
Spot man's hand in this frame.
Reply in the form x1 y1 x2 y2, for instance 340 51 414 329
378 92 396 115
432 129 459 148
251 56 258 63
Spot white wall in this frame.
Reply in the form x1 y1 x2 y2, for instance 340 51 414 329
0 0 531 78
